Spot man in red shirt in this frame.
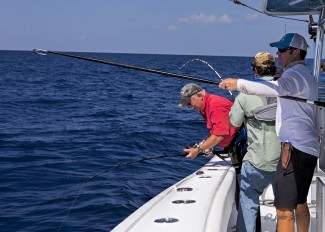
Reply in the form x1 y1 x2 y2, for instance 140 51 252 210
179 83 238 159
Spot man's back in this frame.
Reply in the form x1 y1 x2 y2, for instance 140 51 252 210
229 76 281 172
201 93 238 148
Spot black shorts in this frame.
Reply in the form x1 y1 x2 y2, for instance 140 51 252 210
274 145 318 209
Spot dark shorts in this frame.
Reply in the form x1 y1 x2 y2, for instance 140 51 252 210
274 145 318 209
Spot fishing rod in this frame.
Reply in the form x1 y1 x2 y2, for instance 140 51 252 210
33 48 325 107
57 152 190 231
180 58 235 100
33 48 220 86
280 96 325 107
58 152 189 231
84 149 233 183
57 149 231 231
84 152 188 183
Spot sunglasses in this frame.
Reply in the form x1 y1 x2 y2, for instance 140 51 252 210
187 93 199 106
278 47 293 53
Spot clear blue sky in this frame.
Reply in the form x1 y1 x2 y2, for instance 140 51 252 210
0 0 317 57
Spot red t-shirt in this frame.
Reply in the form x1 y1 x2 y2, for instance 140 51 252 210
200 93 238 148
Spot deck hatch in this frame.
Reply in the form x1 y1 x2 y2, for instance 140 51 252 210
196 170 204 175
154 218 179 223
172 200 196 204
176 187 193 192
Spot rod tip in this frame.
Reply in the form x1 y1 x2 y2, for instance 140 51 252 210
33 48 48 56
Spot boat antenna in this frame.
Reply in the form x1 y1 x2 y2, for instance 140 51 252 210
229 0 309 22
33 48 325 107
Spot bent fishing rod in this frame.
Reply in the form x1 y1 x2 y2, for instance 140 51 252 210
33 48 325 107
58 152 188 232
84 152 188 183
33 48 220 86
57 150 231 231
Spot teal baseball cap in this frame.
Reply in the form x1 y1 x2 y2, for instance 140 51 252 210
270 33 308 51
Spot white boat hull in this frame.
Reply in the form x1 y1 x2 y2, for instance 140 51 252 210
112 156 237 232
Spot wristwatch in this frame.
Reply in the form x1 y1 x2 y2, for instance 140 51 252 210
197 145 204 154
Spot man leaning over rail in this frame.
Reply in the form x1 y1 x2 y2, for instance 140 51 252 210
178 83 239 159
219 33 319 232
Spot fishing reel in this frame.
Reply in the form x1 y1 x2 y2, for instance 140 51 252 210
308 15 317 42
192 140 213 157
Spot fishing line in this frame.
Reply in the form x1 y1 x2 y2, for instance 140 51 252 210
57 183 85 232
33 48 325 107
56 152 189 231
180 58 234 100
159 120 167 139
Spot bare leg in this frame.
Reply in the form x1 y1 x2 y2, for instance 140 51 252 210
276 208 294 232
296 202 310 232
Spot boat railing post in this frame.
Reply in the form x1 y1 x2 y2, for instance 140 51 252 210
316 177 325 232
315 7 325 174
315 7 325 232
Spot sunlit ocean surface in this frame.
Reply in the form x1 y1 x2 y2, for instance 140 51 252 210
0 50 320 231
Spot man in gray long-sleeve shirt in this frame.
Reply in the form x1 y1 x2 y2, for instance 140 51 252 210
219 33 319 232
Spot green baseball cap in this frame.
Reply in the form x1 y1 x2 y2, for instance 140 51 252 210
179 83 203 107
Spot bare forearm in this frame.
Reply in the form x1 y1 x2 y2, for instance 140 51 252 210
184 134 224 159
200 134 224 150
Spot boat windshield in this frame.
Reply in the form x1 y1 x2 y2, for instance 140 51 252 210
264 0 325 16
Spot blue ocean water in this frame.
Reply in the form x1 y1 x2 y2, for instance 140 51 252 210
0 50 319 232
